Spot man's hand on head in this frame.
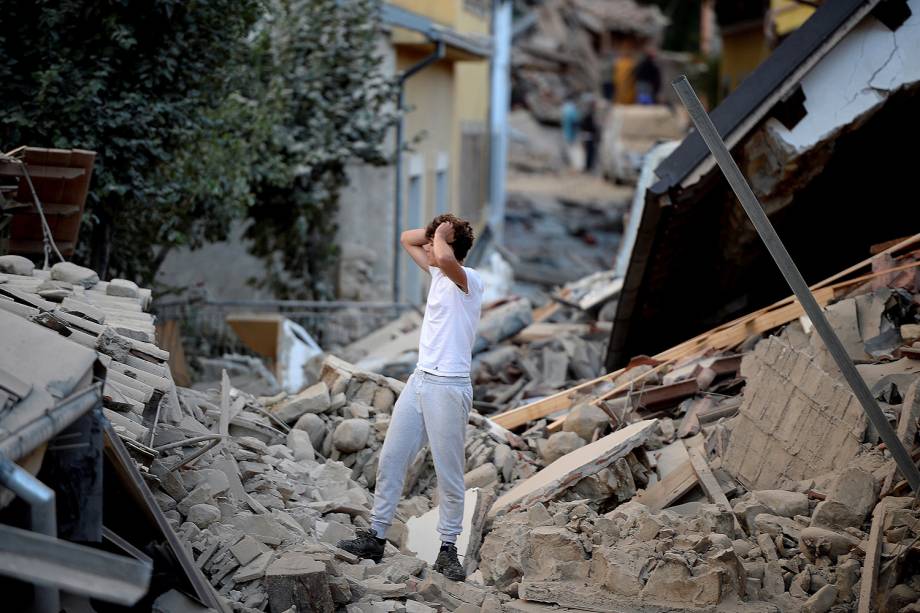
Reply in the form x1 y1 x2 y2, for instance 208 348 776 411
435 221 455 244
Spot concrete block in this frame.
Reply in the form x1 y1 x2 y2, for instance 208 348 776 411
272 382 331 423
265 553 334 613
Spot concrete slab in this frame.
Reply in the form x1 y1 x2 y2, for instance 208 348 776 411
406 488 480 566
490 419 657 517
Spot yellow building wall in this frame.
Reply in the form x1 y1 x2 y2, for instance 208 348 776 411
451 60 489 223
720 26 769 95
771 0 815 36
388 0 457 27
391 2 491 301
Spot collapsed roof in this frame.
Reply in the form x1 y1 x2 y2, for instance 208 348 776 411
607 0 920 370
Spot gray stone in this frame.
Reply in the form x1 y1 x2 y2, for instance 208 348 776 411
107 278 140 298
493 443 514 482
798 527 860 562
0 255 34 276
234 551 274 582
828 467 878 522
183 468 230 496
802 584 837 613
330 392 347 411
333 419 370 453
464 463 498 489
294 413 327 449
835 558 860 602
273 382 332 423
344 401 371 420
762 560 785 596
372 387 395 413
51 262 99 288
563 403 610 442
186 503 220 528
753 490 809 518
231 535 267 566
404 601 436 613
811 500 861 530
177 484 214 515
265 553 333 613
539 431 586 464
733 498 770 533
287 429 315 462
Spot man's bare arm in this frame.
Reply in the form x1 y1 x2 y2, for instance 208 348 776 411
433 223 468 293
401 228 430 273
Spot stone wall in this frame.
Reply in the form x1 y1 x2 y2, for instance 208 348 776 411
722 337 868 490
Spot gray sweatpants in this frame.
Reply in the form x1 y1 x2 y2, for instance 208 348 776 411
370 369 472 543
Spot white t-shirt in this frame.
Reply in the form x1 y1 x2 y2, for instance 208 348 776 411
417 266 484 377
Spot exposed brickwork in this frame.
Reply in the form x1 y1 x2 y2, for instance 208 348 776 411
723 337 867 490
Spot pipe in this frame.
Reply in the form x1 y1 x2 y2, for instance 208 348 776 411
671 75 920 493
0 383 102 462
0 453 59 612
393 40 446 303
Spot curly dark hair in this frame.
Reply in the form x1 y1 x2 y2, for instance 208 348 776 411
425 214 475 262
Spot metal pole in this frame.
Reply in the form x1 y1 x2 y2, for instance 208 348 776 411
392 41 446 303
489 0 512 244
0 454 59 612
671 75 920 492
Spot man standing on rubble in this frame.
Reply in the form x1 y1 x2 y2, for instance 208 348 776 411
338 214 483 581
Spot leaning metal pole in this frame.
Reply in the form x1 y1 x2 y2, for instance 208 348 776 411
672 75 920 492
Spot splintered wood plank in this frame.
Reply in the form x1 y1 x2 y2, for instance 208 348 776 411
633 458 697 513
858 501 888 613
491 368 624 429
686 445 744 534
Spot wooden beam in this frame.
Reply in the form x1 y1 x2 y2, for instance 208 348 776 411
497 362 669 431
858 500 888 613
634 459 698 513
497 239 920 431
0 164 85 179
686 445 745 535
491 368 624 429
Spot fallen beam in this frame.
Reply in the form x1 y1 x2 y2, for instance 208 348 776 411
686 445 744 535
489 419 657 518
858 500 888 613
0 522 151 605
633 459 698 513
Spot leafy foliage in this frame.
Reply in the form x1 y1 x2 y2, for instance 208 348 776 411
0 0 261 281
244 0 399 299
0 0 398 297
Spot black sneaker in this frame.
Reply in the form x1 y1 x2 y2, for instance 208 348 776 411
337 529 385 563
434 543 465 581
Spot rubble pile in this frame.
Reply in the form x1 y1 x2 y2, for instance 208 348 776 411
5 238 920 613
511 0 666 124
473 239 920 611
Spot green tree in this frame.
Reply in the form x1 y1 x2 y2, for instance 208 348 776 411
244 0 400 299
0 0 262 282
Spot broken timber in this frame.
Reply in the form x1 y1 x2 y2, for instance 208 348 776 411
673 75 920 492
686 445 744 535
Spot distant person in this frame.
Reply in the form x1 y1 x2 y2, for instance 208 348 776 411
612 52 637 104
561 97 582 170
635 49 662 105
580 95 599 173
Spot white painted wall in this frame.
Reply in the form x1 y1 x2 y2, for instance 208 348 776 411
771 0 920 153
